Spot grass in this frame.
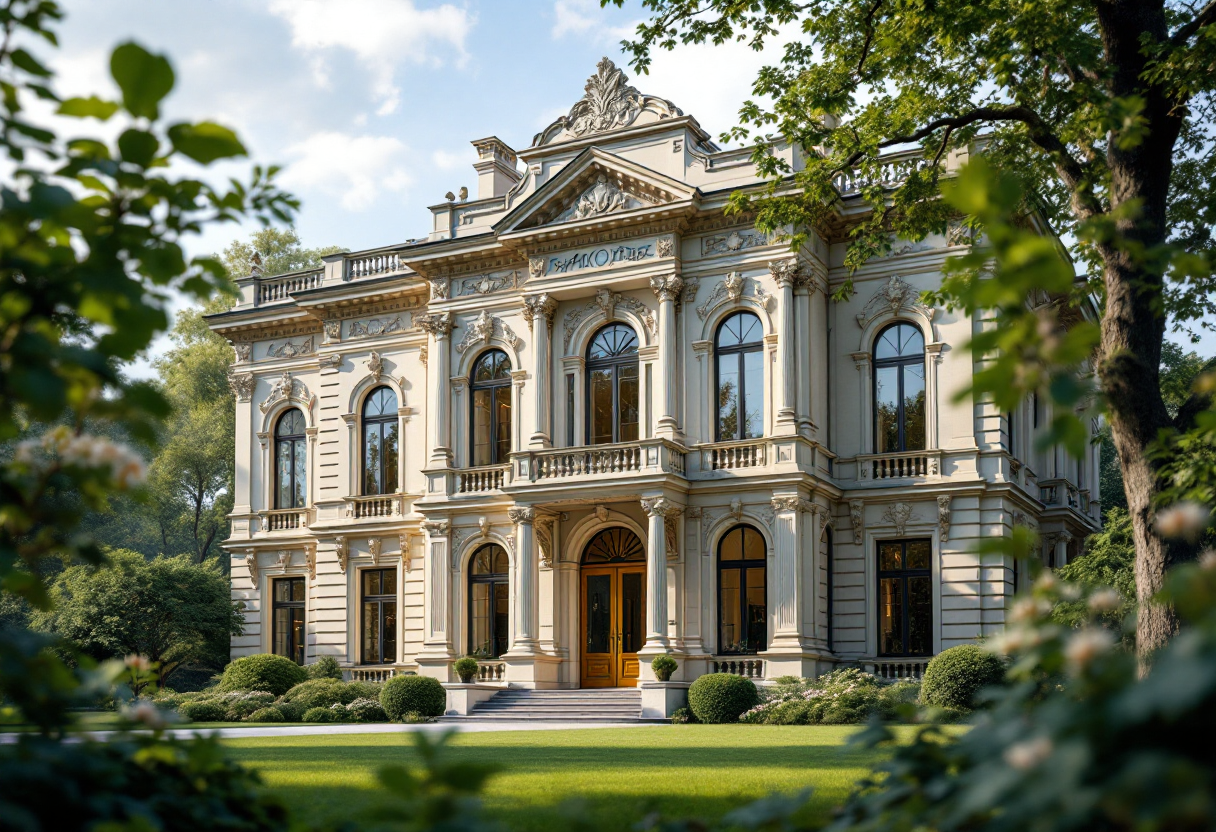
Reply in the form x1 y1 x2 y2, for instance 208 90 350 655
224 725 906 832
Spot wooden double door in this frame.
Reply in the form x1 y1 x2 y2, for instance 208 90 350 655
580 564 645 687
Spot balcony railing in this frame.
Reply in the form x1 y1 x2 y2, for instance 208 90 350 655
856 450 940 481
345 249 409 280
1039 478 1080 509
344 665 412 683
259 508 311 532
702 438 767 471
257 269 323 305
710 658 765 679
346 493 404 520
863 658 929 680
456 464 510 494
475 661 506 683
519 439 686 484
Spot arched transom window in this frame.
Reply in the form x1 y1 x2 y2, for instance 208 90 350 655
274 408 307 509
361 387 399 495
874 323 926 453
471 349 512 466
587 323 639 445
715 311 764 441
718 525 767 654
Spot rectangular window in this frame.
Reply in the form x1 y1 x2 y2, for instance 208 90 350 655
272 577 306 665
590 368 614 444
875 365 901 453
565 374 575 446
620 363 640 441
876 539 932 657
361 568 397 665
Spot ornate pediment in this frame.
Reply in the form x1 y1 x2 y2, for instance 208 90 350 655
554 174 651 223
856 275 936 329
533 58 683 146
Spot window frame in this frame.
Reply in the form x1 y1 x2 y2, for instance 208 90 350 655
876 538 933 658
360 567 398 665
585 323 640 446
872 322 927 454
716 524 768 656
469 349 513 466
713 311 765 442
274 409 307 509
361 386 399 496
272 576 306 665
467 544 510 659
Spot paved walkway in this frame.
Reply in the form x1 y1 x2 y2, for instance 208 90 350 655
1 720 660 743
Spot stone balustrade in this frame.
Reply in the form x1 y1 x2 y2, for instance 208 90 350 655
259 507 311 532
701 438 767 472
517 439 686 485
863 658 929 680
710 658 765 679
456 464 510 494
345 249 408 279
856 450 941 481
256 269 323 305
346 493 404 520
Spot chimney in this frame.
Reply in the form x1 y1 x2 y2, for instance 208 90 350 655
471 136 521 199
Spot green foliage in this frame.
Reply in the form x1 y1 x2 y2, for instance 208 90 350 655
651 654 679 681
381 675 447 720
302 706 335 724
919 645 1007 711
308 655 344 680
32 549 242 689
178 699 225 723
366 730 498 832
218 654 307 697
670 706 698 724
221 227 342 280
347 697 388 723
739 669 914 725
453 656 479 681
220 690 276 721
279 678 358 710
247 706 285 724
1052 508 1137 639
687 673 760 724
273 700 305 723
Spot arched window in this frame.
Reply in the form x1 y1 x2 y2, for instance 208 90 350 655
274 409 307 509
715 311 764 441
718 525 767 654
471 349 512 466
874 323 926 453
586 323 639 445
469 544 510 658
361 387 399 495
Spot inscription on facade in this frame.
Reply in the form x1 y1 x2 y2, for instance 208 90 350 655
547 240 656 275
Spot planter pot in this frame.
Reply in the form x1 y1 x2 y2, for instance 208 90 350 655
655 669 673 682
457 673 475 684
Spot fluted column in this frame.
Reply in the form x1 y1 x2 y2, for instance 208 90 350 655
418 519 453 658
768 496 805 649
523 293 557 449
771 259 799 434
650 275 684 440
640 496 681 652
507 506 540 654
418 312 453 466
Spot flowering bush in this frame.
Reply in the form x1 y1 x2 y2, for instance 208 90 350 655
347 697 388 723
221 691 276 721
739 669 919 725
301 707 335 724
179 700 226 723
687 673 760 723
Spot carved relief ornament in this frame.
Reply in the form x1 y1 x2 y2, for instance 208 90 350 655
333 536 348 573
521 293 558 330
849 500 865 545
562 289 656 350
417 312 453 340
856 274 936 329
455 311 521 354
266 337 314 358
882 502 915 537
348 316 406 340
695 272 771 321
937 495 952 542
232 342 252 362
228 372 255 402
259 372 314 414
534 57 682 145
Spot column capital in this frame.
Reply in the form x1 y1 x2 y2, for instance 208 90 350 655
771 495 814 514
417 311 453 340
508 505 536 525
769 257 802 288
649 274 685 303
420 519 450 537
521 292 557 330
640 496 684 518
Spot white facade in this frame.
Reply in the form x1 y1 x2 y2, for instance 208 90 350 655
209 59 1100 691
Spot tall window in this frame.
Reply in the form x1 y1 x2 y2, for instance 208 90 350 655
715 311 764 440
362 387 399 495
469 544 509 658
471 350 512 466
272 577 305 664
874 323 926 453
587 323 639 445
275 409 307 509
877 539 932 657
718 525 767 654
361 568 397 665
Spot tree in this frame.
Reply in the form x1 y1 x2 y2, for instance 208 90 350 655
1052 508 1137 641
612 0 1216 656
221 227 342 282
33 550 242 690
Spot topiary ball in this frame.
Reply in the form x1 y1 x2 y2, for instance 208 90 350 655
687 673 760 723
278 678 353 711
380 675 447 720
178 699 226 723
302 706 335 723
307 655 344 680
920 645 1006 711
246 706 286 723
218 654 307 697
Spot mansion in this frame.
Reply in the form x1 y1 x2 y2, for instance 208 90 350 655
208 59 1100 709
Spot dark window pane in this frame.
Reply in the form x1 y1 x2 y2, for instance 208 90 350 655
494 386 511 463
586 574 612 654
621 571 644 653
743 527 765 561
383 422 399 492
493 583 509 657
381 602 397 663
492 547 509 573
879 542 902 571
276 441 293 508
381 568 396 596
472 388 493 466
875 365 900 453
363 570 380 596
720 568 742 652
745 567 767 651
908 576 932 655
618 364 639 442
471 582 491 656
879 576 903 655
717 352 740 439
903 363 926 450
362 600 379 661
742 349 764 439
363 424 380 494
720 527 741 561
906 540 931 570
293 439 306 507
590 369 613 445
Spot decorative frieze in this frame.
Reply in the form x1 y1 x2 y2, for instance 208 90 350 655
266 337 314 359
348 315 407 340
544 238 658 276
457 269 519 297
455 310 520 354
702 228 770 256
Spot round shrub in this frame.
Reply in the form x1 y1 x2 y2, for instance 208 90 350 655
279 678 352 711
328 703 350 721
246 706 286 723
302 706 335 723
347 697 388 723
453 656 479 682
920 645 1006 711
308 655 344 680
221 691 276 721
380 675 447 720
651 655 678 681
345 680 383 701
178 700 226 723
274 700 305 722
219 654 307 697
687 673 759 724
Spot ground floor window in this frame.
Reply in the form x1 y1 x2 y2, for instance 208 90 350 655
877 539 932 656
718 525 767 654
469 544 509 659
272 577 306 664
361 568 397 665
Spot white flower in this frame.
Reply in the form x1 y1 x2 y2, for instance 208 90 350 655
1087 589 1122 613
1004 736 1053 770
1200 550 1216 571
124 654 152 673
122 700 176 730
1010 597 1051 624
1064 628 1115 673
1154 502 1210 542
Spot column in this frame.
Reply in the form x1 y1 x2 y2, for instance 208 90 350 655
650 275 684 440
417 519 453 664
640 496 676 653
418 312 453 467
771 259 799 433
506 506 539 654
523 293 557 449
768 495 805 650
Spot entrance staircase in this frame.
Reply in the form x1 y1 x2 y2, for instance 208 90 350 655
438 688 665 723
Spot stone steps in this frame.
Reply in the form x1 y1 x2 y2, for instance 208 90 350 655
438 688 668 723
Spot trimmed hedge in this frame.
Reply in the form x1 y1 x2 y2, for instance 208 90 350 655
279 679 352 711
302 706 335 723
179 700 226 723
307 655 343 680
687 673 759 724
920 645 1006 711
347 698 388 722
247 706 286 723
381 675 447 720
219 654 307 697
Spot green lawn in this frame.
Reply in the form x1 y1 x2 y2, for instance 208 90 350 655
224 725 899 832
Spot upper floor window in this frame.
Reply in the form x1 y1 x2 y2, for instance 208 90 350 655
715 311 764 441
275 409 307 509
587 323 639 445
362 387 399 495
874 323 926 453
718 525 767 655
471 349 512 466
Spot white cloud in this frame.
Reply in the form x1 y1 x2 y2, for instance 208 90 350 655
552 0 635 40
431 148 471 171
268 0 474 116
279 132 414 212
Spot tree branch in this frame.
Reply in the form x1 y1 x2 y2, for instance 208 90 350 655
1170 0 1216 46
855 0 885 77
